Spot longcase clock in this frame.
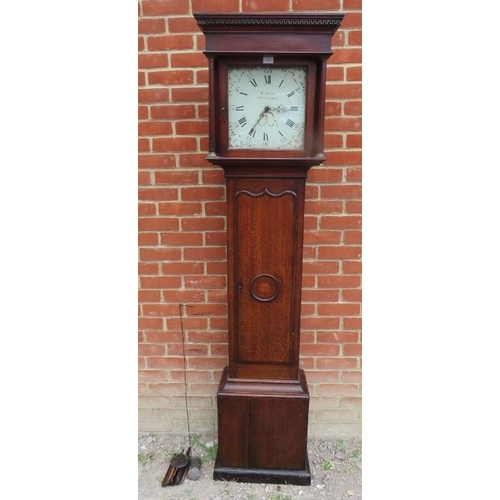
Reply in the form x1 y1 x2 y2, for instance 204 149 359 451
194 12 344 485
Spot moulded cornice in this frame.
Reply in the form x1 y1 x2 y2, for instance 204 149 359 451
194 12 344 30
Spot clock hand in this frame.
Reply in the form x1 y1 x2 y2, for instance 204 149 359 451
249 107 275 132
250 108 266 129
258 106 275 121
263 106 275 119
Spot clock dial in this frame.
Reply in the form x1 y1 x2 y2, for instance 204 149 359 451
228 66 307 150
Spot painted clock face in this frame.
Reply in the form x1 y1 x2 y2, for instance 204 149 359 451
228 66 307 150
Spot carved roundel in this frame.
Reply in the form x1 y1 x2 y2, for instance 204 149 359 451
250 274 280 302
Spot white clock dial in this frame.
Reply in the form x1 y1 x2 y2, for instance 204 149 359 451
228 66 307 150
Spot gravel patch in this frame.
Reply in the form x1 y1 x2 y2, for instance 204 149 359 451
139 433 361 500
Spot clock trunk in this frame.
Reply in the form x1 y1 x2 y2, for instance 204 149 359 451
227 176 304 380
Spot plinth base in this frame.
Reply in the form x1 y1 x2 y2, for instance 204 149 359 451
213 454 311 486
214 367 311 485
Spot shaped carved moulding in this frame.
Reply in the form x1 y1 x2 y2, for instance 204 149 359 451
194 12 343 29
250 273 280 303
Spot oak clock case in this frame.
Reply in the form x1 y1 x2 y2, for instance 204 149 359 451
194 11 344 487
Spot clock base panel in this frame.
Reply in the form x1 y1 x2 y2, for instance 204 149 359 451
214 367 310 485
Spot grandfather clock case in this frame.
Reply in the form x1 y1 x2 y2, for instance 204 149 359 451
194 12 344 485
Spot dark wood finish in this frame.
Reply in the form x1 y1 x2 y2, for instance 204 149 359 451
194 12 343 55
215 367 311 483
227 175 306 380
216 392 249 468
194 11 344 485
248 396 309 469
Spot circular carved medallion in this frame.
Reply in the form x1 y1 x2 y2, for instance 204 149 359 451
250 274 280 302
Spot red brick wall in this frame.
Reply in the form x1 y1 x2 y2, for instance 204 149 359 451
138 0 362 439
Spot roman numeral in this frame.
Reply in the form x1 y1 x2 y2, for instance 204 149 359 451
286 119 295 128
287 90 296 97
249 78 257 87
264 75 271 84
279 131 284 137
236 105 244 111
239 92 248 96
279 79 284 88
249 127 256 137
263 132 269 141
238 117 247 127
290 106 298 111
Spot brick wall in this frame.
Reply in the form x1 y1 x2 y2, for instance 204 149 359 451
138 0 362 439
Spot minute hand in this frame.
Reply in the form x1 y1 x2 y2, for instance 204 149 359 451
249 106 275 131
